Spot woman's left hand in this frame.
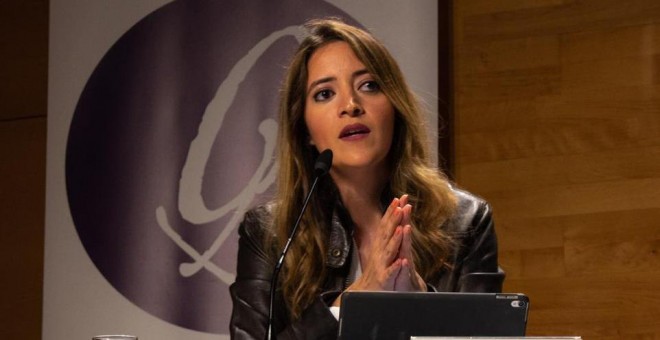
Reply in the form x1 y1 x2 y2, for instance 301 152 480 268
393 196 426 292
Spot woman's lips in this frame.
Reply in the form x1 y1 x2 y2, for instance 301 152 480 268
339 123 371 140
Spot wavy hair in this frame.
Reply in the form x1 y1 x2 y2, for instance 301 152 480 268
271 18 457 319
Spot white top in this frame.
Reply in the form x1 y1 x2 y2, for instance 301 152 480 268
329 239 361 320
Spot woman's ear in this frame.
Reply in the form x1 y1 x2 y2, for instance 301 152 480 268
308 137 316 146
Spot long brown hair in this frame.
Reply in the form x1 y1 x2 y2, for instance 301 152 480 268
272 18 457 319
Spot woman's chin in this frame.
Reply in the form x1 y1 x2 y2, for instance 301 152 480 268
331 157 389 175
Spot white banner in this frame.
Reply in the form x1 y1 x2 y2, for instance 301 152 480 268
44 1 439 338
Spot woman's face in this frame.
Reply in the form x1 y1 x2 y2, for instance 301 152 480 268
304 41 395 175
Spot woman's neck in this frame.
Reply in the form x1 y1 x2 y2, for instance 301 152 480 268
331 166 388 235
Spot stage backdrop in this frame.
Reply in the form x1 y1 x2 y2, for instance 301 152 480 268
44 1 439 338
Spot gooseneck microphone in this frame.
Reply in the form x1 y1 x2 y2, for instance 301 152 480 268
265 149 333 340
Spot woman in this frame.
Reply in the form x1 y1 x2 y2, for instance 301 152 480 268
229 18 504 339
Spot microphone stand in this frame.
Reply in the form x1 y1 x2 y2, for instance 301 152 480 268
265 150 332 340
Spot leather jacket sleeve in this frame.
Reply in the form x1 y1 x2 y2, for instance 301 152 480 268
229 207 339 340
432 189 505 292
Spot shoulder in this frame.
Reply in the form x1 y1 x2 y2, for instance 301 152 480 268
235 203 278 266
440 186 503 292
239 203 275 241
445 186 493 235
242 203 274 225
234 203 278 280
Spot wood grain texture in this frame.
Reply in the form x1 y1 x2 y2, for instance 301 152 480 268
0 1 48 339
0 1 48 121
0 118 46 339
454 0 660 338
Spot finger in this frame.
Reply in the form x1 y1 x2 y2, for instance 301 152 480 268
400 258 411 278
384 258 403 289
398 194 409 208
382 226 403 265
398 194 411 226
393 257 410 291
395 258 423 291
399 224 413 262
382 198 400 221
380 200 403 240
401 204 412 227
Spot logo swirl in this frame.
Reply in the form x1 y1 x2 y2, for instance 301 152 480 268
66 0 358 334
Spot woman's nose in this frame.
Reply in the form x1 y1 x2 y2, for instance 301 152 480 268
340 96 363 117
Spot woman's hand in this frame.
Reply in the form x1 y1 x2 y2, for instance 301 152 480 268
332 195 425 307
348 197 406 292
393 196 426 292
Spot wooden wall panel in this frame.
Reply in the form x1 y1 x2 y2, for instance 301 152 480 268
0 118 46 338
0 1 48 121
0 0 48 338
454 0 660 338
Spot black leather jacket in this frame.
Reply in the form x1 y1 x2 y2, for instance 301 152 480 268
229 188 504 339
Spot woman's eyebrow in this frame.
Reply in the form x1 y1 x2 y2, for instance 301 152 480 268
307 76 336 93
352 69 369 79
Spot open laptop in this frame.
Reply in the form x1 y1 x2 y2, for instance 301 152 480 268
338 292 529 340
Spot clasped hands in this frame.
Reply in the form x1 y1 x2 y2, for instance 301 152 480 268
334 195 426 307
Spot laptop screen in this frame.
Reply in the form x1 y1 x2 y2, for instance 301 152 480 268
338 292 529 340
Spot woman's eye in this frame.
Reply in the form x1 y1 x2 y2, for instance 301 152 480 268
313 89 334 102
359 80 380 93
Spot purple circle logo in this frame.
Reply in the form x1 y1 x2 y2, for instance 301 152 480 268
66 0 358 334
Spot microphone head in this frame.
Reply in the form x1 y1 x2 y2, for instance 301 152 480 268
313 149 333 176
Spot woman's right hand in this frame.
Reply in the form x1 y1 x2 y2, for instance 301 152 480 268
331 195 417 307
345 196 409 290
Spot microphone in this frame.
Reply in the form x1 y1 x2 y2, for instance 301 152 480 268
266 149 333 340
313 148 333 176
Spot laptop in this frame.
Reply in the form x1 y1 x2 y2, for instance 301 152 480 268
338 292 529 340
